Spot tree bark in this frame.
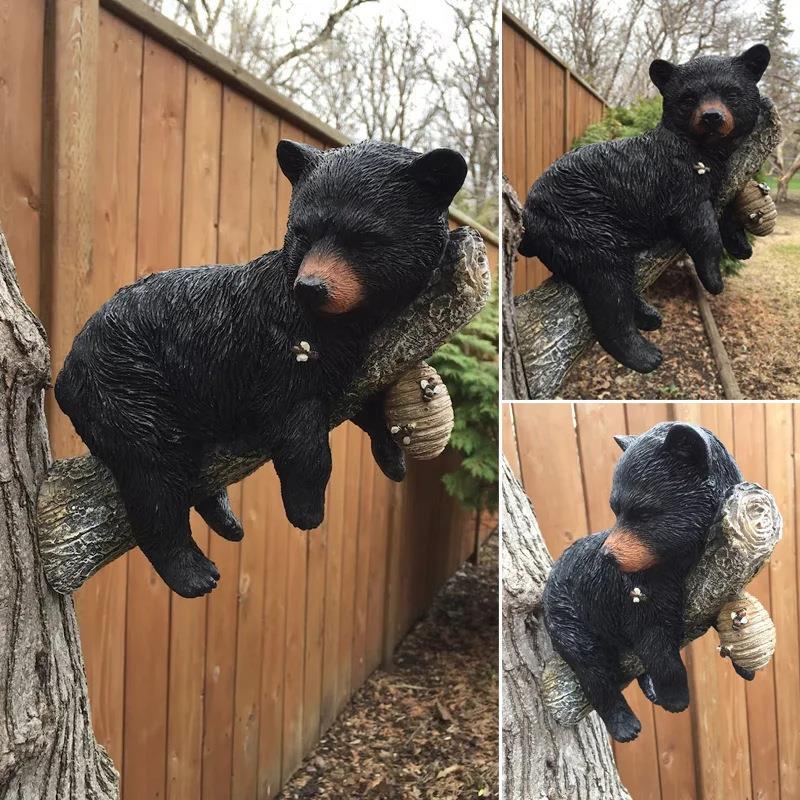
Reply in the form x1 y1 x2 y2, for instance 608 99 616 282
37 227 491 594
0 230 118 797
504 96 782 399
501 458 632 800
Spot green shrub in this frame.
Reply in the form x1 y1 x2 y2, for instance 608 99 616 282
428 287 498 513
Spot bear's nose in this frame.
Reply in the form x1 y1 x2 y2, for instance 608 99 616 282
701 109 725 129
294 275 329 310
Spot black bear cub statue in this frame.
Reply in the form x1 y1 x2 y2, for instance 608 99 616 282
518 45 770 373
543 422 743 742
55 139 467 598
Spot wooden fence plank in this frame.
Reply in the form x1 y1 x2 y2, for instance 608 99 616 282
201 87 254 800
0 0 44 313
733 403 781 800
45 0 98 459
766 404 800 800
166 63 221 800
74 11 143 778
336 423 364 711
231 103 280 800
513 403 587 559
123 35 185 800
320 425 348 731
574 402 625 532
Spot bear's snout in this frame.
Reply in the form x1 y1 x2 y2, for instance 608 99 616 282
692 102 734 137
294 253 365 315
602 528 659 573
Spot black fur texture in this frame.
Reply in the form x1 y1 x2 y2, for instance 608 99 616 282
543 422 743 742
55 139 467 598
519 45 770 373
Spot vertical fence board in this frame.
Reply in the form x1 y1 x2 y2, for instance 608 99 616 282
514 403 586 559
123 35 186 800
733 403 781 800
201 87 254 800
765 404 800 800
351 432 376 689
45 0 98 459
336 423 364 712
166 64 222 800
0 0 44 313
232 103 280 800
76 10 143 776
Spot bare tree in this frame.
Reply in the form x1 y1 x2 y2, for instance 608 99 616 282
142 0 375 90
424 0 499 225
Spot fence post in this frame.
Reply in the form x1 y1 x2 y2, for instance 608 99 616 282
42 0 99 458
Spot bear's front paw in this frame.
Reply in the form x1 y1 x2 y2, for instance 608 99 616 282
652 679 689 713
603 706 641 743
634 302 663 332
157 546 220 598
371 438 407 482
726 239 753 261
285 499 325 531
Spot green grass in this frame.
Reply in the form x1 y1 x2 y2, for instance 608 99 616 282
773 242 800 259
762 173 800 198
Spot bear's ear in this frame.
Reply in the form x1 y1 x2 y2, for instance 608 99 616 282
649 59 676 92
663 423 711 472
408 148 468 208
613 435 637 452
735 44 770 82
277 140 322 185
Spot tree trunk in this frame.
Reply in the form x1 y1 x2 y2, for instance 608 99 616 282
37 227 491 594
501 458 632 800
0 230 117 797
504 96 782 399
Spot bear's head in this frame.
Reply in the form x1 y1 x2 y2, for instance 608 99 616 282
602 422 742 572
276 139 467 321
649 45 770 148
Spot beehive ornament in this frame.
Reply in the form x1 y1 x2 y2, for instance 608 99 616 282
733 180 777 237
384 362 454 460
715 592 775 673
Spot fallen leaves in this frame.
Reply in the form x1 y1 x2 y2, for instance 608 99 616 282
276 535 499 800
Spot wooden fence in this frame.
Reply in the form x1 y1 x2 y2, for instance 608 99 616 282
503 401 800 800
502 11 607 295
0 2 498 798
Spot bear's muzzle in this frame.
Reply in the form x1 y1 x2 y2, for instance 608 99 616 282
294 253 365 315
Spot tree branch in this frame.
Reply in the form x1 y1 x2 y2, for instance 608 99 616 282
504 95 782 399
37 228 491 594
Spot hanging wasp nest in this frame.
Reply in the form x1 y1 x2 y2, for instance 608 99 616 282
716 592 776 672
384 362 454 460
733 180 777 236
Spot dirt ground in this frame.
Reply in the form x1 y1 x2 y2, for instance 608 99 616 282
277 534 499 800
560 197 800 399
